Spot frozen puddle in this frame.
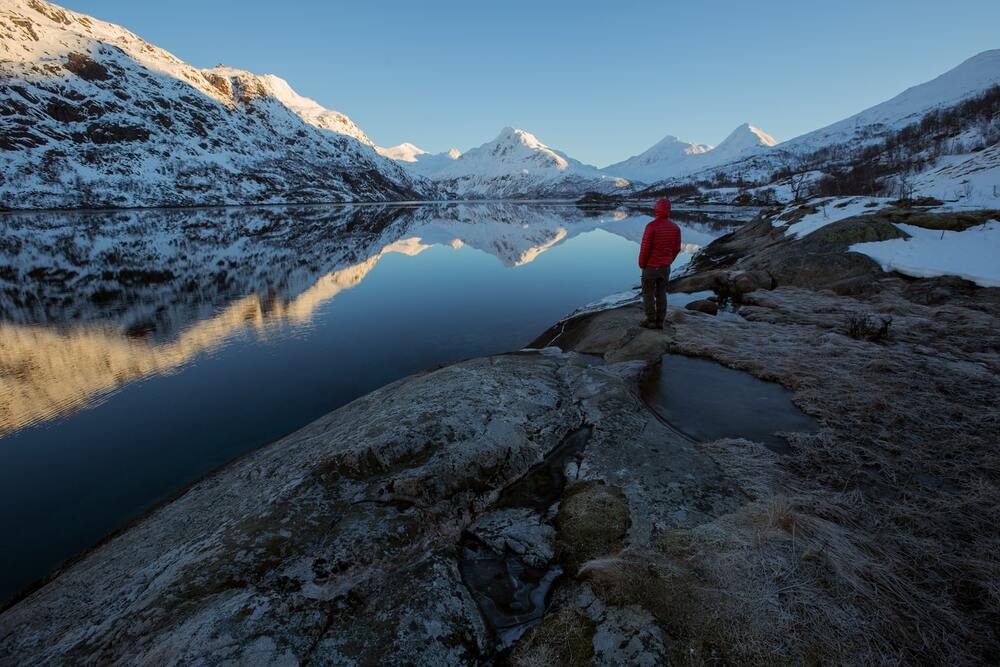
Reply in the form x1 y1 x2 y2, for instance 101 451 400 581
458 427 591 650
641 355 818 453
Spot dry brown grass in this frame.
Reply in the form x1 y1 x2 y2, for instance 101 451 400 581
509 607 596 667
647 282 1000 665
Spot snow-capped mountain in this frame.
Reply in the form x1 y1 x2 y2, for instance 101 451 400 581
377 143 463 177
417 127 633 198
602 123 777 182
601 135 712 183
0 0 433 209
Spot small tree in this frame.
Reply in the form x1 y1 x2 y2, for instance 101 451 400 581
788 170 809 201
895 175 915 200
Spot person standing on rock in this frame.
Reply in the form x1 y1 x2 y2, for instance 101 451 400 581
638 197 682 329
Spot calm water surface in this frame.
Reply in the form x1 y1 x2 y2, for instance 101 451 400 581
0 202 743 600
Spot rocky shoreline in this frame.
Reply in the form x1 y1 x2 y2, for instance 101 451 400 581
2 203 998 665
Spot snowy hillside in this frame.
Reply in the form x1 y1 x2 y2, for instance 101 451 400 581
418 127 633 199
603 123 776 182
640 50 1000 205
0 0 432 209
784 50 1000 153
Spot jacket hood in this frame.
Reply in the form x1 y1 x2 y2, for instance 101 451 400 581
655 198 671 218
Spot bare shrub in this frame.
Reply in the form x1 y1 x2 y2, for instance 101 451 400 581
845 313 892 341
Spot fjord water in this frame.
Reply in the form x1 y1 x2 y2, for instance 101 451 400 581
0 202 738 601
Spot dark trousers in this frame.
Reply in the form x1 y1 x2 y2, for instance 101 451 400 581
641 266 669 323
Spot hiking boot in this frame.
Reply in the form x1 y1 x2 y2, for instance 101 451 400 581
639 319 657 329
653 321 665 330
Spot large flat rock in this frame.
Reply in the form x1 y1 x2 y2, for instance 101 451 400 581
0 347 737 665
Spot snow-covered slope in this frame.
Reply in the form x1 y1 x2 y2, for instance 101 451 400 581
635 51 1000 201
910 142 1000 205
426 127 633 198
785 50 1000 153
602 123 777 182
377 143 463 177
251 71 375 146
0 0 432 208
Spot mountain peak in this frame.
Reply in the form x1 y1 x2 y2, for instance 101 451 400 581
712 123 778 158
495 127 548 149
649 134 713 155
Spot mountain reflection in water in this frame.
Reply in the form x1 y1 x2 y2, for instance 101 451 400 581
0 202 742 601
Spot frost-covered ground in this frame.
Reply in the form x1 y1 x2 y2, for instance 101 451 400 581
518 199 1000 663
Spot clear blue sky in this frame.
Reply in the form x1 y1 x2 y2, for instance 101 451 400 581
64 0 999 166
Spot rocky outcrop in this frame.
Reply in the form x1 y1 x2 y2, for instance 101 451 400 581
0 340 746 664
684 298 718 315
671 204 1000 297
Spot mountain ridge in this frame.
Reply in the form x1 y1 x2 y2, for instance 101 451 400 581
1 0 997 207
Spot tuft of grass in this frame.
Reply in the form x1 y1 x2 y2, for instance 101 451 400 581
508 607 596 667
556 481 630 574
845 313 892 341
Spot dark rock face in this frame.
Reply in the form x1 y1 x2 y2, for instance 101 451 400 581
44 99 85 122
62 52 109 81
84 122 150 144
685 298 718 315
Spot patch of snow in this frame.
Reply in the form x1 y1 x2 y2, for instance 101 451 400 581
783 197 890 239
850 220 1000 287
383 146 464 177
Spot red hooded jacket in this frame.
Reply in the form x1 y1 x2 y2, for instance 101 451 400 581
638 198 682 269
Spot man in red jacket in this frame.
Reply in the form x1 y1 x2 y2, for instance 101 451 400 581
637 198 682 329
